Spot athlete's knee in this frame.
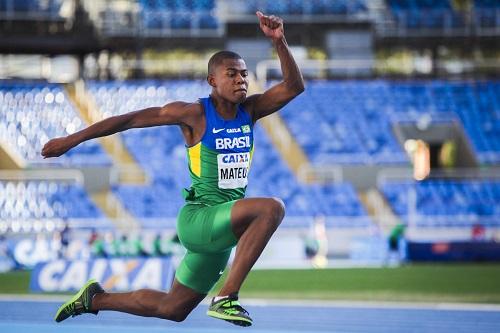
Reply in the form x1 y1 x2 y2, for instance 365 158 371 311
158 307 190 322
263 197 285 227
169 310 189 322
157 302 192 322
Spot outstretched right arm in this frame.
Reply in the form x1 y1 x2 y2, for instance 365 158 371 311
41 101 199 158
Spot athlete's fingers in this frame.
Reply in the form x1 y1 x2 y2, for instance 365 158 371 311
271 18 281 29
256 11 268 26
268 15 282 29
257 11 283 31
262 15 271 27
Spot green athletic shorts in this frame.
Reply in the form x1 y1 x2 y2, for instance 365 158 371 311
175 200 238 294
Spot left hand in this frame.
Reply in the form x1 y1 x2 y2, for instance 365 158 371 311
41 136 76 158
256 11 284 41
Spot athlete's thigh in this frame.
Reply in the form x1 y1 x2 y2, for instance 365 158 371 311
177 201 238 252
175 250 231 294
230 197 285 238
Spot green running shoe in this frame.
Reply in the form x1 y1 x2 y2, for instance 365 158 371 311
54 279 104 323
206 293 252 327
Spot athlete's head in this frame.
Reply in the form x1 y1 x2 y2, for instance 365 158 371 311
207 51 248 104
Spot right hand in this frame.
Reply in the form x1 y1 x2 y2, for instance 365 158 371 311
41 136 75 158
256 11 284 42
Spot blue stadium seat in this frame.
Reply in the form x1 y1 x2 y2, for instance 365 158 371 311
88 80 206 226
0 82 111 166
247 126 371 227
242 0 368 16
87 80 371 227
380 180 500 227
0 180 105 220
139 0 218 32
199 13 218 29
0 0 65 19
387 0 466 29
475 0 499 8
279 80 500 165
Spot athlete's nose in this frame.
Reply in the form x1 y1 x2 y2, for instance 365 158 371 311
234 72 246 85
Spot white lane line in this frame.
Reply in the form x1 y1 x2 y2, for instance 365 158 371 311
2 294 500 312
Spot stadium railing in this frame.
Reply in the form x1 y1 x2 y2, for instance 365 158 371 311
0 169 84 183
256 58 500 84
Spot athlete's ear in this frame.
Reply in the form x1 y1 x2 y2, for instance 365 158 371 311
207 74 216 88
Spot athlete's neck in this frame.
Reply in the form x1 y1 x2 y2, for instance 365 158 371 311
210 94 238 120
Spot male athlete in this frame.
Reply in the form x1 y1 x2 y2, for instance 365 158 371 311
42 11 304 327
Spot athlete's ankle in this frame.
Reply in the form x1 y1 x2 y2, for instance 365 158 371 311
214 292 239 302
91 292 105 311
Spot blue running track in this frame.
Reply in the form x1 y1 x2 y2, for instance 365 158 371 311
1 299 500 333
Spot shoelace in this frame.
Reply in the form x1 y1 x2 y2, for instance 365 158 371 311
66 303 81 318
70 301 85 317
222 300 249 315
66 303 75 315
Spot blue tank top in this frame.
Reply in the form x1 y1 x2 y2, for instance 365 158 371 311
184 96 254 205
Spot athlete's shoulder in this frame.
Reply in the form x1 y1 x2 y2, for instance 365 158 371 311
241 94 258 109
241 94 260 122
171 100 204 118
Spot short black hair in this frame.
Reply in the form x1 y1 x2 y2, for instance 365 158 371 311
207 51 242 75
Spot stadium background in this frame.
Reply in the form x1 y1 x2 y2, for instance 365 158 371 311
0 0 500 331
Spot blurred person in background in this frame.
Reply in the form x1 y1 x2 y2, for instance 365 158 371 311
386 223 406 266
102 231 117 257
89 229 106 258
43 11 304 327
471 223 486 242
59 221 70 258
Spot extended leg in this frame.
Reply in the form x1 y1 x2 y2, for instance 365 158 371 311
219 197 285 295
92 279 205 321
206 197 284 326
55 278 205 323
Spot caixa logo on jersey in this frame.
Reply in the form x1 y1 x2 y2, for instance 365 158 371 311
221 153 249 164
30 258 175 292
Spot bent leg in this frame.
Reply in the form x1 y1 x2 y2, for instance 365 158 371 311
218 197 285 296
92 279 205 322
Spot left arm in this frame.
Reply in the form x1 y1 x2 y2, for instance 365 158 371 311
246 11 305 122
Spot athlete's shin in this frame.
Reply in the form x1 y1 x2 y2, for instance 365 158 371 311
219 200 285 295
91 289 186 321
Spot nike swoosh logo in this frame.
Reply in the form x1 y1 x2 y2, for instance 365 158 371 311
213 128 225 134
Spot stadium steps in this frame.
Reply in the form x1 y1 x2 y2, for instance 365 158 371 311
249 74 312 179
90 189 139 230
65 81 141 230
0 143 25 169
359 188 401 233
65 81 147 184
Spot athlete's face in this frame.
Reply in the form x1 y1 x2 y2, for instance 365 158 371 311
208 58 249 104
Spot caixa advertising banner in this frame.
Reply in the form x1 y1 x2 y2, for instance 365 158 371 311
30 258 175 292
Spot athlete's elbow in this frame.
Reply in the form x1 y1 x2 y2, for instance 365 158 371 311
284 83 304 99
293 85 305 99
296 82 305 95
289 79 305 96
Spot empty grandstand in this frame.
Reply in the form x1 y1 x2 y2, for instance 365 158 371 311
0 0 499 271
280 80 500 165
0 82 110 166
